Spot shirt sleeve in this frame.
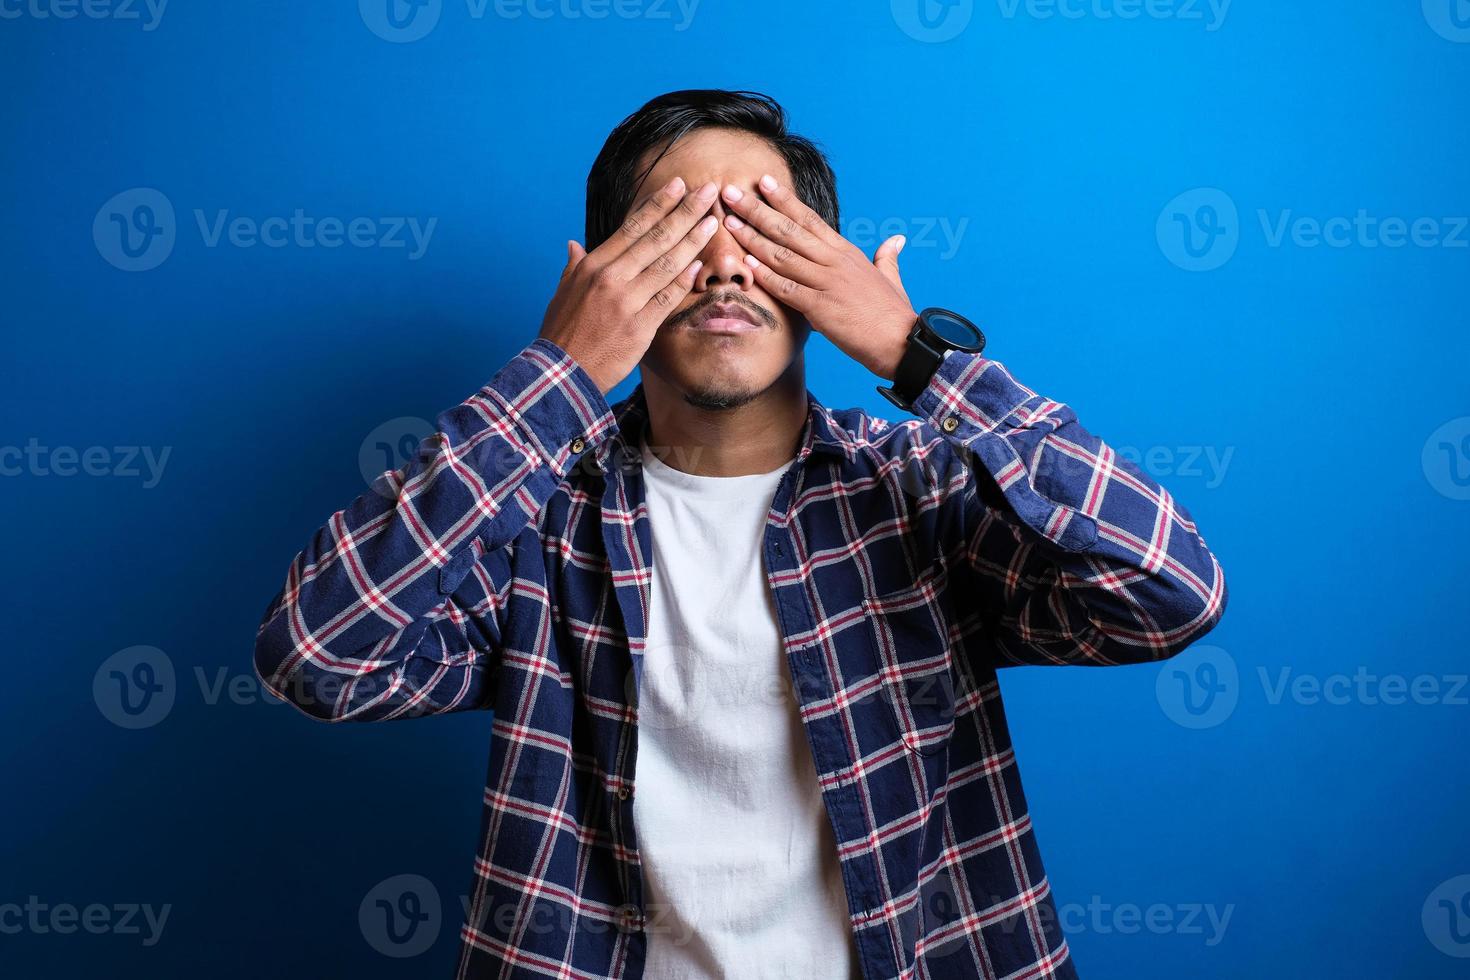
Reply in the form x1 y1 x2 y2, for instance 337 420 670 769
912 348 1228 667
252 337 614 720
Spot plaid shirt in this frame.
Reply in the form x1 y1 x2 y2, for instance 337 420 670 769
254 337 1227 979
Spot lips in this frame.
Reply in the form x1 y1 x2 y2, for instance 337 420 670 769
689 302 765 334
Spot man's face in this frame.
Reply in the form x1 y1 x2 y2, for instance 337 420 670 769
630 128 809 411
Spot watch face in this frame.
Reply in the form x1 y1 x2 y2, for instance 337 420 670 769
925 310 983 350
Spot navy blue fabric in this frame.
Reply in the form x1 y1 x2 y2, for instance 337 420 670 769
254 337 1227 979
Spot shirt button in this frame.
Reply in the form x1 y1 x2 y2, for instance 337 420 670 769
615 903 641 933
570 436 587 453
941 416 959 433
616 785 631 801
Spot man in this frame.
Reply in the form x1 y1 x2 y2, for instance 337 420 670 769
254 89 1227 979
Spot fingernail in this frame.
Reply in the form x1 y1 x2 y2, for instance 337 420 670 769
667 177 685 195
690 260 703 275
723 185 744 202
697 181 718 201
743 254 760 268
724 215 744 231
759 175 777 192
895 235 907 253
699 215 718 234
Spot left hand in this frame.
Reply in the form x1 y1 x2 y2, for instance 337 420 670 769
721 176 918 380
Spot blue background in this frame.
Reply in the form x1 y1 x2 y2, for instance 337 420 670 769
3 1 1468 976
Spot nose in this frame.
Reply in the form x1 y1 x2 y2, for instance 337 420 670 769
693 196 751 293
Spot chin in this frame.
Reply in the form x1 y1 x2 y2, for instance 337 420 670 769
681 383 761 411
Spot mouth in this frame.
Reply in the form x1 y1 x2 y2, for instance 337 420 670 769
688 301 766 335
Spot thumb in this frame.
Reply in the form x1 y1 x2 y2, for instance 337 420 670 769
562 240 587 278
874 235 909 296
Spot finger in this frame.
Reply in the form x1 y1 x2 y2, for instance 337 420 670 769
722 213 825 286
638 258 704 325
561 240 587 281
874 235 909 298
632 213 720 298
741 254 821 313
594 176 687 261
720 182 832 260
613 181 720 277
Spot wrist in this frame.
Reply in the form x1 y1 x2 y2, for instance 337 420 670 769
875 311 919 381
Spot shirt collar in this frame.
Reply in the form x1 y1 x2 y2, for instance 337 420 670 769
592 382 855 476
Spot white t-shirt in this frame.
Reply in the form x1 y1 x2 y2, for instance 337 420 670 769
634 440 862 979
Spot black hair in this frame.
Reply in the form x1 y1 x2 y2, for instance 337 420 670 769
585 89 839 251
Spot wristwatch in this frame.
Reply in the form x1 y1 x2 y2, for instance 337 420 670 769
876 307 986 413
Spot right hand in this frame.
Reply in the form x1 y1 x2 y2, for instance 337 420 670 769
539 177 720 394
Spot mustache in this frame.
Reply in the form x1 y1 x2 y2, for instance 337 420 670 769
665 290 778 330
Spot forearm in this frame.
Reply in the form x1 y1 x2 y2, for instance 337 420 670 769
252 338 612 718
917 349 1228 665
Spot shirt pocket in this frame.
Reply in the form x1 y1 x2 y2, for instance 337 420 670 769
861 556 958 757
